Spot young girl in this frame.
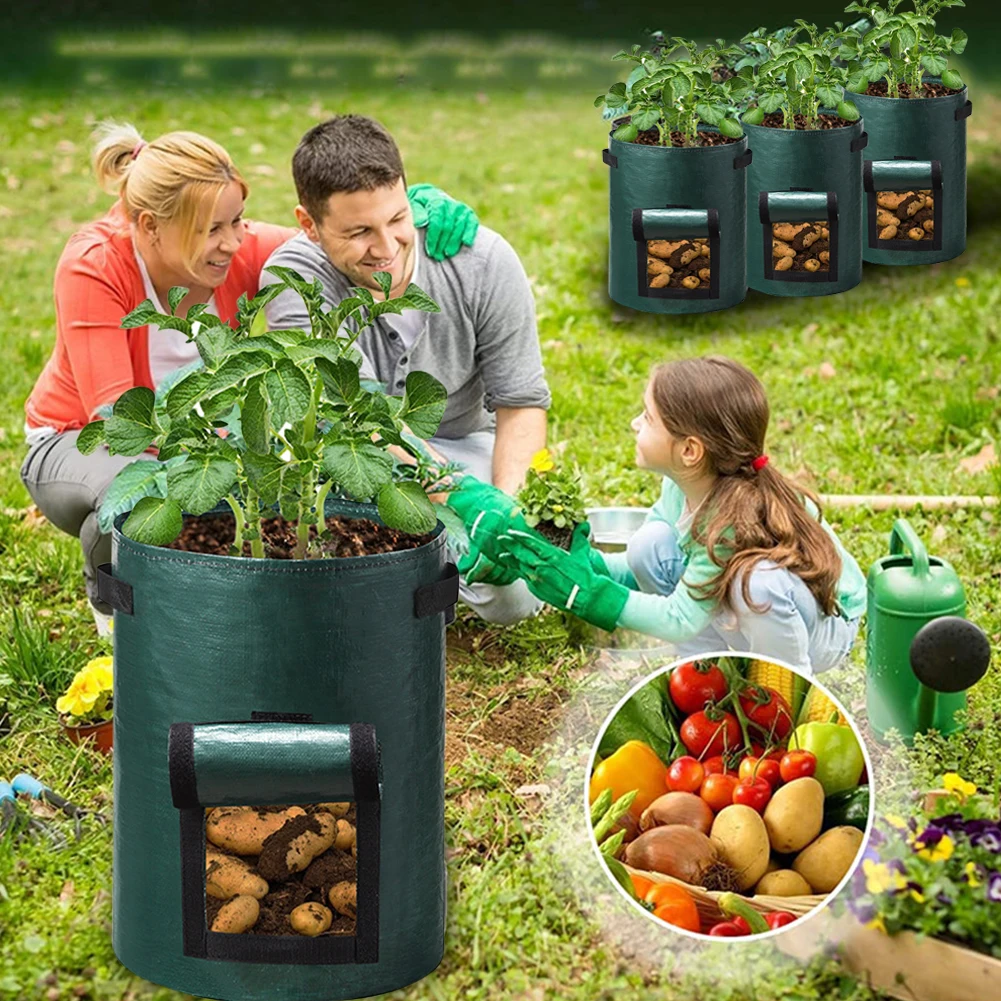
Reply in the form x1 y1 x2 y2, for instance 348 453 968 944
453 356 866 672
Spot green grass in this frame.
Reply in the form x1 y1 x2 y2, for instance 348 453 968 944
2 42 1001 1001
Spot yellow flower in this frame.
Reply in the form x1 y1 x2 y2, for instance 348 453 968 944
885 814 909 830
863 860 906 895
865 916 887 934
529 448 555 474
965 862 981 887
83 656 114 692
943 773 976 801
955 276 971 287
917 834 954 863
909 889 926 903
57 657 113 719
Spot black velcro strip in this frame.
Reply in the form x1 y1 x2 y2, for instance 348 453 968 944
956 100 972 121
251 711 314 723
351 723 381 964
414 562 459 622
602 148 618 168
850 131 869 153
168 724 198 809
733 149 752 170
96 564 133 615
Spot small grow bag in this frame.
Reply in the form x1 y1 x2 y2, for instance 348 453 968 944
604 129 751 314
744 118 867 297
850 82 971 265
102 499 459 1001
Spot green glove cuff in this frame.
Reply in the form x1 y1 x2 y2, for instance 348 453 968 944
573 574 630 632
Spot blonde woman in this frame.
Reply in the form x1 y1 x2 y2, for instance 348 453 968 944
21 123 476 630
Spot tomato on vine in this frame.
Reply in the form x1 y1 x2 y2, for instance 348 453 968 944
738 755 782 789
666 756 705 794
738 685 793 742
733 776 772 813
668 660 728 715
700 773 739 813
779 749 817 783
680 708 741 758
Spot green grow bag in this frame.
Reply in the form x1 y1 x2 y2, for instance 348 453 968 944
604 128 751 314
850 82 971 265
101 500 459 1001
744 118 867 297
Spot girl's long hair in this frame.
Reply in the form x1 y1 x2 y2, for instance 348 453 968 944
650 356 841 616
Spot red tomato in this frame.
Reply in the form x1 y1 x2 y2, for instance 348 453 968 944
766 911 797 930
645 883 701 933
680 710 741 758
708 921 746 936
668 660 729 715
779 750 818 783
738 756 782 788
739 685 793 742
703 755 737 776
733 776 772 812
700 773 739 813
667 756 706 794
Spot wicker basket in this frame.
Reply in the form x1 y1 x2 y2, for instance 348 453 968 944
625 863 826 928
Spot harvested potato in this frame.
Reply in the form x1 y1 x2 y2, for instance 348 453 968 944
773 222 808 242
710 805 770 891
334 819 356 851
793 826 865 894
351 843 357 859
699 242 710 257
763 778 824 853
754 869 813 897
820 226 829 240
285 812 338 874
774 256 793 272
923 218 934 233
206 856 269 901
795 229 819 251
905 197 926 217
803 258 821 272
878 224 898 240
698 267 711 281
648 257 672 276
211 895 260 934
678 247 700 267
206 806 306 855
317 802 351 818
876 208 898 228
681 275 701 289
877 191 909 211
818 250 830 264
908 227 925 241
773 240 795 259
649 273 671 289
290 902 333 937
328 880 358 918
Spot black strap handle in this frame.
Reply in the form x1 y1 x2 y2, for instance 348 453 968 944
850 131 869 154
956 100 972 121
602 148 618 168
96 563 133 615
414 561 459 623
733 149 753 170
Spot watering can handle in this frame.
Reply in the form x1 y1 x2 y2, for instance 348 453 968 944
889 519 930 578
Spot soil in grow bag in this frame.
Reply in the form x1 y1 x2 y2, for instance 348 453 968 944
760 112 855 131
168 514 433 559
204 802 358 938
771 222 831 274
625 127 740 149
864 80 963 99
647 238 712 291
875 189 936 242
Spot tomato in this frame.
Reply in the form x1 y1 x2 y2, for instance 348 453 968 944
738 755 782 788
739 685 793 742
680 709 741 758
669 660 728 715
730 916 752 935
631 874 654 901
700 773 739 813
667 756 705 794
708 921 745 936
766 911 797 930
733 776 772 812
645 883 701 933
703 755 738 776
779 749 818 783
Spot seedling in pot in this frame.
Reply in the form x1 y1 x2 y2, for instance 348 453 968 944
516 448 586 551
77 268 455 559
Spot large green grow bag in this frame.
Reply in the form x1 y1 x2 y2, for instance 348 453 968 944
101 500 459 1001
744 118 867 296
605 128 751 313
850 82 971 265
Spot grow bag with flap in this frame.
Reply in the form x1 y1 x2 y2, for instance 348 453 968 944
103 499 458 1001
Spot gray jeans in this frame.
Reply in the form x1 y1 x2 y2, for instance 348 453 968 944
19 431 155 613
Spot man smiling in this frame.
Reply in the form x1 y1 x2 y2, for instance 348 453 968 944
264 115 550 625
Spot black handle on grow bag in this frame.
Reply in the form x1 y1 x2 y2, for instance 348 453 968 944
602 148 618 168
96 563 133 615
955 100 973 121
850 131 869 154
733 149 752 170
414 561 459 623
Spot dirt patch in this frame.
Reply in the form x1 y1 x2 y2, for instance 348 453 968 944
169 513 432 559
613 120 740 148
760 112 855 130
647 238 712 292
865 80 963 99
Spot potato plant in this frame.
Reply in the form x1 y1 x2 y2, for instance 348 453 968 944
840 0 968 97
77 268 466 558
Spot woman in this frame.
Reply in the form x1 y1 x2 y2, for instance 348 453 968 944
21 122 475 632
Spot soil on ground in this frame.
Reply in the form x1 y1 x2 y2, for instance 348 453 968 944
647 238 711 292
771 221 831 274
875 188 935 242
760 112 855 130
864 80 963 99
169 514 432 558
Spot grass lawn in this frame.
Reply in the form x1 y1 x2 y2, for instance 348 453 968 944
2 39 1001 1001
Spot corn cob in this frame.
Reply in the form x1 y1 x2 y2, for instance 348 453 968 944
796 685 847 727
746 659 809 721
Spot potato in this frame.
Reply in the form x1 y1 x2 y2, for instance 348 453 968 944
290 902 333 937
698 267 712 281
317 802 351 818
793 826 865 894
923 218 935 233
649 273 672 289
328 880 357 918
774 256 793 272
820 226 829 240
908 227 925 241
284 813 338 874
754 869 813 897
803 258 821 272
681 275 701 289
710 805 770 891
211 894 259 934
796 229 819 251
818 250 830 264
334 819 356 851
877 191 909 211
678 248 700 267
772 240 795 259
763 778 824 853
205 856 269 900
699 242 710 258
773 222 808 242
647 240 674 260
878 223 898 241
206 806 306 855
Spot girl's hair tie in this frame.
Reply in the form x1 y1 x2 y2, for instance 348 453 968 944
751 454 769 472
130 141 146 161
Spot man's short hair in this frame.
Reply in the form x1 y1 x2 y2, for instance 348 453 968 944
292 115 406 221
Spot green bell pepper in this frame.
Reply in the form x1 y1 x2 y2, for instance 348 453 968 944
790 722 864 797
822 786 870 832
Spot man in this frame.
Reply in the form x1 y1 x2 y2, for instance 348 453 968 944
263 114 550 625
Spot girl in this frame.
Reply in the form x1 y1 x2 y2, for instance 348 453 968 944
454 356 866 672
20 122 473 632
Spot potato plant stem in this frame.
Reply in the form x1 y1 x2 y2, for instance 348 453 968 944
245 488 264 559
224 494 246 557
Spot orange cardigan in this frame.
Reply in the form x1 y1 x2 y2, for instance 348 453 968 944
25 202 296 433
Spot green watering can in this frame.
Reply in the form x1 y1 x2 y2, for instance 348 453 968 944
866 519 990 743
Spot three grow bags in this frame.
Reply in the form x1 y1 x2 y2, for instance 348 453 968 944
101 500 459 1001
605 129 751 313
850 83 971 265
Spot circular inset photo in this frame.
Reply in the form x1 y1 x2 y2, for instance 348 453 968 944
587 653 873 939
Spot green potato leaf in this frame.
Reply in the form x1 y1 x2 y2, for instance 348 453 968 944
377 480 437 535
76 420 106 455
399 371 447 438
322 441 394 500
166 453 239 516
265 359 312 427
122 496 184 546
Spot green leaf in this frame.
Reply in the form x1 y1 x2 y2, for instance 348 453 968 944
196 325 239 370
204 352 272 397
122 496 184 546
434 502 469 554
167 287 188 315
242 452 297 506
266 328 310 346
598 673 678 763
241 378 270 454
867 59 890 82
120 299 163 329
398 284 441 314
837 100 861 121
612 122 639 142
760 91 786 113
287 340 351 366
376 480 436 535
166 453 239 515
816 85 840 108
97 458 170 532
941 69 964 90
951 28 968 55
718 117 744 138
249 305 269 337
263 264 313 295
593 93 606 108
201 388 241 421
742 106 766 126
896 25 917 53
265 359 312 427
847 69 869 93
630 108 660 132
322 441 394 500
316 356 360 403
695 103 720 125
227 336 285 358
166 369 213 419
76 420 106 455
400 371 447 438
372 271 393 298
113 387 156 427
922 53 948 76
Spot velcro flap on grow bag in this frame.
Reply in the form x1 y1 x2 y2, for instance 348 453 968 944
761 191 835 224
172 722 358 807
633 207 714 242
865 159 941 192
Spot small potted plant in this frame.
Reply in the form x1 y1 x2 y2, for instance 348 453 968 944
731 20 868 297
840 0 971 264
597 34 753 314
516 448 587 551
56 656 114 754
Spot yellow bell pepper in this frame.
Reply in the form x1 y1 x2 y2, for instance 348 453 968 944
589 740 667 818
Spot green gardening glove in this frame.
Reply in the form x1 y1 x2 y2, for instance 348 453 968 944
446 476 532 564
407 183 479 261
496 522 630 632
457 540 520 586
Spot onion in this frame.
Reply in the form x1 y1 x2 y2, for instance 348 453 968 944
640 792 714 836
624 824 739 891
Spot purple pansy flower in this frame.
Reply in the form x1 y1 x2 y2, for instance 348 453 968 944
974 830 1001 853
934 813 966 834
849 899 878 922
987 872 1001 903
915 825 945 847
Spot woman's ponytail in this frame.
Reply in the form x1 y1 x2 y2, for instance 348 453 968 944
91 120 145 196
